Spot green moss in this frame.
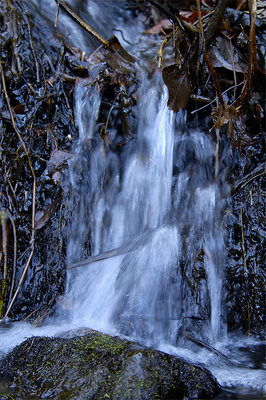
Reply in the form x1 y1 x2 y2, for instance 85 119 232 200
0 332 219 399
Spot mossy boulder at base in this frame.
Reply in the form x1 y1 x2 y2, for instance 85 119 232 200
0 330 220 399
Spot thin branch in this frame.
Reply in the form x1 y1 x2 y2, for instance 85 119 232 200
55 0 109 47
240 207 250 335
184 333 230 361
145 0 176 21
0 211 9 317
214 128 219 179
158 30 174 68
247 0 257 95
204 50 225 108
24 12 41 84
223 33 237 100
5 209 17 306
68 230 153 269
0 61 34 170
196 0 204 40
191 81 244 115
205 0 229 46
231 163 265 196
4 181 36 319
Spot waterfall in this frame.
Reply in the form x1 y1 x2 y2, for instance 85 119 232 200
66 79 179 344
65 75 226 348
1 1 265 395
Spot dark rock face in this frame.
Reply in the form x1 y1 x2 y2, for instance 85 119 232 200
0 331 219 399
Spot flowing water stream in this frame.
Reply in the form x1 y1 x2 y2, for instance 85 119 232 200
0 1 265 398
66 76 225 346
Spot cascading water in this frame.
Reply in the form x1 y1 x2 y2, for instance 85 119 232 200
65 76 226 349
61 42 265 395
0 0 265 396
62 73 266 394
67 67 229 344
64 69 227 345
66 78 183 346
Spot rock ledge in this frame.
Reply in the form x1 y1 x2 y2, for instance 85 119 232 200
0 330 220 399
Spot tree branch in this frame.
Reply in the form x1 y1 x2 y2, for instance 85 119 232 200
55 0 109 47
205 0 229 46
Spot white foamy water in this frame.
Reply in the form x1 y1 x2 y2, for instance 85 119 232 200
161 336 266 394
65 80 182 346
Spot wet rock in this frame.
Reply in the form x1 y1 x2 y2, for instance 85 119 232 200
225 133 265 336
0 330 220 399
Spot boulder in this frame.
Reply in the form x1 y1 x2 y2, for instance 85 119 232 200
0 330 220 399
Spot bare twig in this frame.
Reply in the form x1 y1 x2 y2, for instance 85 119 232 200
24 12 41 84
145 0 176 21
191 81 244 115
226 34 237 100
204 50 225 108
68 230 153 269
231 163 265 196
196 0 221 178
184 333 230 361
23 305 41 322
240 208 247 274
214 128 220 179
240 207 251 335
205 0 229 46
196 0 204 40
54 2 59 27
4 180 36 319
55 0 109 47
195 0 205 84
235 0 257 105
158 30 174 68
5 210 17 306
247 0 257 95
0 210 9 317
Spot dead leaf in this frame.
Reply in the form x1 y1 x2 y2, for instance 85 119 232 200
52 171 61 184
47 150 75 174
105 36 136 75
212 104 237 128
35 197 61 230
207 37 248 73
179 10 208 24
13 103 25 114
144 19 172 35
162 64 191 112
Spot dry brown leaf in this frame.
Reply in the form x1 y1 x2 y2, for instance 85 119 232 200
144 19 172 35
207 37 248 73
162 64 191 112
35 197 61 230
47 150 75 174
179 10 209 23
212 104 237 128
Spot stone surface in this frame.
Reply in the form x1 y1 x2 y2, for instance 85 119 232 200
0 330 220 399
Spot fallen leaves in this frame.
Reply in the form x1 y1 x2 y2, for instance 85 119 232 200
144 19 172 35
47 150 75 174
35 197 61 230
207 36 248 73
162 64 191 112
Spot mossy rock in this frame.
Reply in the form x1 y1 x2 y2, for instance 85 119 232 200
0 330 219 399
